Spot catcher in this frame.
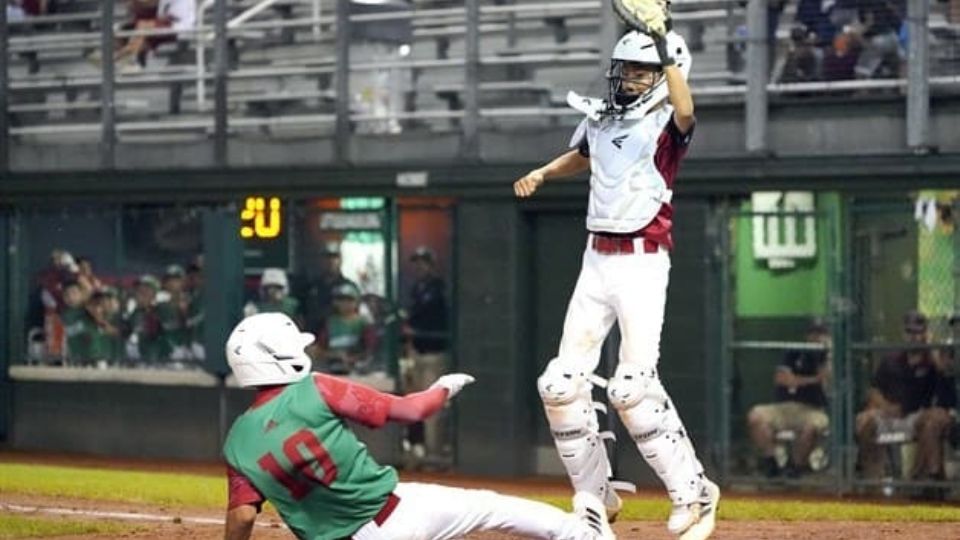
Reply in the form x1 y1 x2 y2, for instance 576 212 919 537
221 313 615 540
513 1 720 539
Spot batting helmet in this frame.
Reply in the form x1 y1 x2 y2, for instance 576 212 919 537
226 313 313 387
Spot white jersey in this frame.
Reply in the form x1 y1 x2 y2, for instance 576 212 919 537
571 106 674 234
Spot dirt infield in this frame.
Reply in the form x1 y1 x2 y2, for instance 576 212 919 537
2 451 959 539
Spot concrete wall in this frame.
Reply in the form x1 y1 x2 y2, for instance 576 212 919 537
8 381 401 463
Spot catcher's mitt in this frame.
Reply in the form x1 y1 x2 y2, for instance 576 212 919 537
612 0 670 38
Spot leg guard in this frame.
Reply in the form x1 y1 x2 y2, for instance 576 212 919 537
538 357 616 504
608 363 704 507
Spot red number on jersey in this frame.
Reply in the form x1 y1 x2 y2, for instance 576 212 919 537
257 429 338 500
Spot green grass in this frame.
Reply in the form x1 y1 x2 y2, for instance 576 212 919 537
2 462 959 522
0 514 136 538
0 463 226 508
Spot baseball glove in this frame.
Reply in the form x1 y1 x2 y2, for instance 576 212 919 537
613 0 670 38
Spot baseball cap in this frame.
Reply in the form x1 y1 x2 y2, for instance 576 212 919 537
903 310 928 333
807 317 828 334
332 282 360 300
410 246 435 262
164 264 185 279
136 274 161 291
322 242 342 256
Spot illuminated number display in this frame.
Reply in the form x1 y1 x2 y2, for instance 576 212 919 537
241 196 282 239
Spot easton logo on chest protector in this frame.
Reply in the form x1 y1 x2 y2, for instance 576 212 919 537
611 134 629 149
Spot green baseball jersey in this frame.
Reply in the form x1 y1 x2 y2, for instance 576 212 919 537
222 376 397 540
62 307 93 362
326 315 368 352
255 296 301 319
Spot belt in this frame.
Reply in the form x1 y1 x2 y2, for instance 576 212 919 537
346 493 400 540
590 232 659 255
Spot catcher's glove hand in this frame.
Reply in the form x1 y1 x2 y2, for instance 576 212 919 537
613 0 670 38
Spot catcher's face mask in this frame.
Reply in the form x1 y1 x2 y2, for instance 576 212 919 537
607 60 662 108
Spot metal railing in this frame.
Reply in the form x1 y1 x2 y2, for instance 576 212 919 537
2 0 956 167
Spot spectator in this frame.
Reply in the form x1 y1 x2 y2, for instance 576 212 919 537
747 319 832 477
124 274 165 364
779 25 823 83
101 0 196 69
856 311 957 490
244 268 302 322
822 30 862 81
185 260 205 361
76 256 104 294
157 264 193 364
401 246 450 466
97 286 125 364
303 243 359 333
315 282 377 375
854 0 904 79
61 280 93 364
87 289 123 367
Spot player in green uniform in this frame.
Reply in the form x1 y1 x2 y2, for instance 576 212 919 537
222 313 615 540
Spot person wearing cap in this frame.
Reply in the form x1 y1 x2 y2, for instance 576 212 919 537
123 274 166 364
855 310 957 489
746 319 832 477
157 264 193 365
316 282 377 375
243 268 302 323
185 261 206 361
61 280 95 365
302 242 360 335
402 246 451 467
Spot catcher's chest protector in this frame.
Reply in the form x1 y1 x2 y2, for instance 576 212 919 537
583 106 674 234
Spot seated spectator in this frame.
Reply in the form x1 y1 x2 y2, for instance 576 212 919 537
823 30 862 81
157 264 193 364
123 274 165 364
244 268 302 322
315 283 377 375
102 0 196 69
747 319 831 477
854 0 904 78
779 25 823 83
856 311 957 490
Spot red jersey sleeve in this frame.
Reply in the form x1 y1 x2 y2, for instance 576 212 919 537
313 373 392 429
226 465 265 511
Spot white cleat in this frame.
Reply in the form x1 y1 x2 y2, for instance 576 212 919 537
668 478 720 540
574 491 617 540
604 490 623 523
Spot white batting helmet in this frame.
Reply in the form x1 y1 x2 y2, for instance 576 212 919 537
225 313 313 387
606 30 692 117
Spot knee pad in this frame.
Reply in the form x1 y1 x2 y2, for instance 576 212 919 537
538 357 614 497
609 365 702 506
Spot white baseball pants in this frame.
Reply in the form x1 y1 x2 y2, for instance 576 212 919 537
349 482 595 540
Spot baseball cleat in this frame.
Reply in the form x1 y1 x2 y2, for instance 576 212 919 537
574 491 617 540
670 478 720 540
604 490 623 523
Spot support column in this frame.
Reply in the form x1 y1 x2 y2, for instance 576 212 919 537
100 1 116 168
745 0 768 153
335 0 351 163
906 0 930 151
213 0 229 166
462 0 480 161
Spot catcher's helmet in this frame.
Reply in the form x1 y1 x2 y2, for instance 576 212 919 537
226 313 313 387
606 30 692 116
